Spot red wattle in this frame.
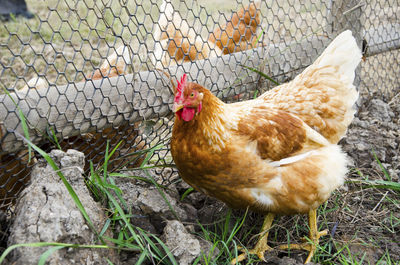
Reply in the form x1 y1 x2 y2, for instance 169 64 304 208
182 107 195 121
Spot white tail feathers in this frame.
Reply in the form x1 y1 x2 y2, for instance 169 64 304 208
18 76 47 95
100 45 131 73
157 0 174 33
316 30 362 84
156 0 189 39
161 0 174 23
254 0 261 8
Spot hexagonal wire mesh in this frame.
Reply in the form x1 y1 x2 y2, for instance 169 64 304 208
0 0 399 236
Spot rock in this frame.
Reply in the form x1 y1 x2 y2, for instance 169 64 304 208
368 99 394 123
341 96 399 173
113 169 198 233
198 199 228 225
8 149 116 265
162 220 216 265
137 187 196 232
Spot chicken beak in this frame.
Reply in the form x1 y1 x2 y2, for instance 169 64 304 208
173 102 184 113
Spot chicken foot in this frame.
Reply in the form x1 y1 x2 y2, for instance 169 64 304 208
278 209 328 264
231 213 275 264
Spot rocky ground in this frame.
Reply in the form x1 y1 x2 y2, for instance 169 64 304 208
1 89 399 264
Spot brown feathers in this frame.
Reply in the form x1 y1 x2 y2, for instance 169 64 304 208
208 1 261 54
237 108 307 161
154 1 261 67
171 31 361 215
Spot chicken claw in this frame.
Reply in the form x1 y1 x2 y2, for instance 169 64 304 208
231 213 275 264
278 209 328 264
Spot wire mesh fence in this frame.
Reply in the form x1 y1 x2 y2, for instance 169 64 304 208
0 0 399 229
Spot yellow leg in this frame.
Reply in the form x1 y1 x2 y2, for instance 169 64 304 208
231 213 275 264
278 209 328 264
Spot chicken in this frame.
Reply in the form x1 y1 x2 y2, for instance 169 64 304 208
152 0 261 68
171 31 361 264
152 0 223 68
88 45 131 79
208 1 261 55
18 76 47 95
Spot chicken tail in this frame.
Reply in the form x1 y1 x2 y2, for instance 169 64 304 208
18 77 47 94
311 30 362 129
315 30 362 86
100 45 131 76
267 31 362 143
254 0 262 9
159 0 174 29
157 0 186 38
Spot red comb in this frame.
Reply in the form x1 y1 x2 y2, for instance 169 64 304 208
176 74 187 93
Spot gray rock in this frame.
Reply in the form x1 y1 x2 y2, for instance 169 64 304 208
137 188 189 220
162 220 216 265
113 169 198 233
8 149 116 265
368 99 394 123
341 96 399 173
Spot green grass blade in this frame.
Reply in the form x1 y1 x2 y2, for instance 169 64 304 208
135 248 149 265
107 176 129 210
109 173 169 189
372 150 392 181
140 144 164 168
241 65 280 85
101 188 144 249
180 187 194 201
255 28 264 44
49 127 62 150
2 87 33 162
347 179 400 191
151 235 178 265
227 208 248 244
145 170 180 221
38 246 65 265
99 219 111 238
365 180 400 191
103 140 110 180
0 242 110 263
101 236 141 251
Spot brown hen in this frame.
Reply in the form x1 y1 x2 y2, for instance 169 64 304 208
171 31 361 264
208 1 261 54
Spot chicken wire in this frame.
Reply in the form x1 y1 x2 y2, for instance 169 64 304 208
0 0 398 219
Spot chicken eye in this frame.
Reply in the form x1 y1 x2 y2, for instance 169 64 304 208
190 92 195 98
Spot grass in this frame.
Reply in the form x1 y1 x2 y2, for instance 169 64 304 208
0 130 247 264
1 89 399 264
